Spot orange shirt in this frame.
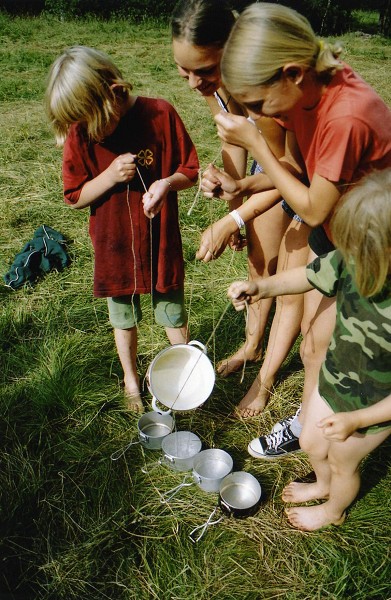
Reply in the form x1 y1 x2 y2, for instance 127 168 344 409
281 64 391 237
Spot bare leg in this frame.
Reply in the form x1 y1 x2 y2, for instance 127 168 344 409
286 392 391 530
236 218 310 417
114 327 143 412
165 325 189 345
282 388 332 503
218 203 286 377
297 251 337 425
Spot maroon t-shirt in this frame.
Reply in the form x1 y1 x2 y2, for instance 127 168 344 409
63 97 199 297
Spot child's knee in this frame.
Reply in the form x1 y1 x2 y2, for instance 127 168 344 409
299 429 327 459
328 447 360 478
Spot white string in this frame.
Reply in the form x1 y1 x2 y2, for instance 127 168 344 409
126 183 138 327
187 168 202 216
136 166 148 193
134 166 158 351
187 146 224 216
240 300 250 384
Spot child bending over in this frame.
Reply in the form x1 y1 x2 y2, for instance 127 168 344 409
46 46 199 412
228 169 391 530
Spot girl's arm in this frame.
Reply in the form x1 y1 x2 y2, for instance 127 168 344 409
73 152 137 209
202 108 289 203
196 187 281 262
318 394 391 441
227 266 313 310
204 92 247 211
215 112 342 227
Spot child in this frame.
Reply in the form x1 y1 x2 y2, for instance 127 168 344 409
228 169 391 530
45 46 199 412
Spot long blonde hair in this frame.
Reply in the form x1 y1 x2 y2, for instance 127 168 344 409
45 46 133 145
221 2 343 95
331 169 391 297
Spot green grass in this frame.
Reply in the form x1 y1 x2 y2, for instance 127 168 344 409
0 13 390 600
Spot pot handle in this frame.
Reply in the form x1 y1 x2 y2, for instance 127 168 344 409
219 499 233 517
151 396 172 416
161 475 194 503
110 439 139 461
189 506 224 543
141 459 163 474
188 340 207 354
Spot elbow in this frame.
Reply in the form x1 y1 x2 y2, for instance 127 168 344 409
303 214 325 228
64 196 83 210
299 204 331 228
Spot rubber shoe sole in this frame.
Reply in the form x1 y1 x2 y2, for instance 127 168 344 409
247 429 302 460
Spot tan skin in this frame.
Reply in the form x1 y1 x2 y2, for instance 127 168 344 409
208 66 342 224
228 265 391 530
208 64 344 423
173 40 308 403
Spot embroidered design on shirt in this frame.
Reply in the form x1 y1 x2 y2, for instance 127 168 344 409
137 149 154 167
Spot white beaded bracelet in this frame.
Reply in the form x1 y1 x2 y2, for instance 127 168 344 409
229 209 245 231
162 178 172 189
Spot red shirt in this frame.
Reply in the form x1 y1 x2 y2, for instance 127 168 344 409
281 65 391 235
63 97 199 297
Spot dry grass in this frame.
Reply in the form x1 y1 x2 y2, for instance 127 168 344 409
0 13 390 600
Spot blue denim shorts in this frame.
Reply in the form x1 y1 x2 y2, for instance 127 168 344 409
107 288 187 329
250 160 304 223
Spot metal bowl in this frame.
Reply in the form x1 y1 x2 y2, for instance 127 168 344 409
219 471 262 518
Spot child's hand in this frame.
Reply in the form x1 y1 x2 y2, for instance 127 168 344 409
317 412 359 442
227 280 260 310
142 179 170 218
229 231 247 252
107 153 137 184
201 163 240 201
196 214 239 262
215 111 261 152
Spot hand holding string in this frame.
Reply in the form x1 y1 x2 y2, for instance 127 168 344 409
107 152 137 184
142 178 170 219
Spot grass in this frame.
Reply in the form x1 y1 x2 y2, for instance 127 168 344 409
0 12 390 600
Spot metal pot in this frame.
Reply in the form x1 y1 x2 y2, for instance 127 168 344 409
147 340 215 414
137 411 175 450
161 430 202 472
110 411 175 461
192 449 233 493
219 471 262 518
162 448 233 501
189 471 263 542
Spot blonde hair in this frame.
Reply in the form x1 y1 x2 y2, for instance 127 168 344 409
221 2 343 95
45 46 133 145
331 169 391 297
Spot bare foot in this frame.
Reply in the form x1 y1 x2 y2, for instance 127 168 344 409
217 346 260 378
285 504 346 531
124 377 143 413
234 376 273 418
282 481 329 504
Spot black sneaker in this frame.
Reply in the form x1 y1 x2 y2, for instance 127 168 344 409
271 406 302 433
247 426 301 460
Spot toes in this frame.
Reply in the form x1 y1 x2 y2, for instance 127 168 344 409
281 482 296 501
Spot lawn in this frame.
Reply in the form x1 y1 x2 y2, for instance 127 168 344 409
0 12 390 600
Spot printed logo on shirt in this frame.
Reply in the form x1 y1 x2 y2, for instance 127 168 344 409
137 149 154 167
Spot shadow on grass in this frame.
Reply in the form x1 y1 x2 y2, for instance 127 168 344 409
357 436 391 501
